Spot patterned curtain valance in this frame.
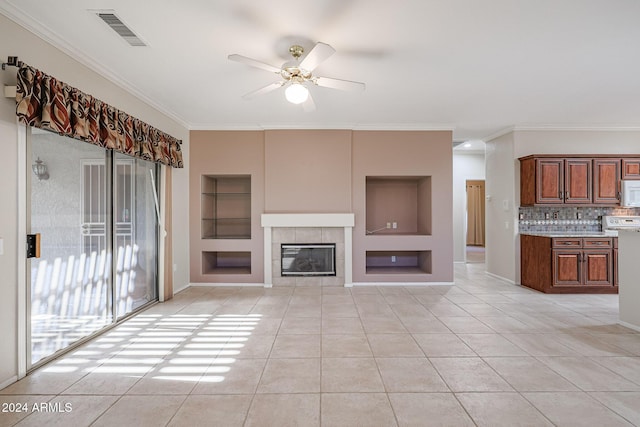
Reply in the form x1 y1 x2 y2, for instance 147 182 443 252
15 63 183 168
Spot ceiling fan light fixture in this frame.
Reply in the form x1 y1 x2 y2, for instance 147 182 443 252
285 82 309 104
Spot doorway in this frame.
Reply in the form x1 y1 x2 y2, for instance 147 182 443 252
28 130 159 368
466 180 485 263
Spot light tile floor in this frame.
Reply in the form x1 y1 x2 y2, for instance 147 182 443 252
2 263 640 426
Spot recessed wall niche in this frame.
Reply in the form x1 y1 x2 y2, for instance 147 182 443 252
365 250 432 274
365 176 431 235
202 251 251 275
201 175 251 239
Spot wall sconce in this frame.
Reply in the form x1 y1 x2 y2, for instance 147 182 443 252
32 157 49 180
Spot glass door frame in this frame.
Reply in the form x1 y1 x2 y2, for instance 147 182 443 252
22 126 162 373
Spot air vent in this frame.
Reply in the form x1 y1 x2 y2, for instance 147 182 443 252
97 13 147 47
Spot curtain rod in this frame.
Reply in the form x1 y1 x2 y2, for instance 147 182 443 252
2 56 23 70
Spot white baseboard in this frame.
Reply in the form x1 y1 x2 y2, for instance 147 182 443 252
188 282 266 287
0 375 18 390
353 281 455 286
618 320 640 333
484 271 515 284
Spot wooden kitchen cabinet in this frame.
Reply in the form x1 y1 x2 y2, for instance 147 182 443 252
564 159 592 204
552 249 582 286
521 156 592 206
593 158 621 204
521 234 617 293
535 158 564 204
519 154 640 206
622 158 640 179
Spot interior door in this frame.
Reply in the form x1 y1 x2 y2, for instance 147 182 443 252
466 180 485 246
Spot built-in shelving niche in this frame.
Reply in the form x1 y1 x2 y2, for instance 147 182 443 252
365 176 431 236
201 175 251 239
365 250 432 274
202 251 252 275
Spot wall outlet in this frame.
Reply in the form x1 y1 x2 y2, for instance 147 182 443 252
386 222 391 229
392 222 398 229
553 211 559 220
391 255 397 263
518 213 524 220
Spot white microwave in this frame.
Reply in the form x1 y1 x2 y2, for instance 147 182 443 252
621 180 640 207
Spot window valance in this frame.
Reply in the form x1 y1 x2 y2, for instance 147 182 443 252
15 63 183 168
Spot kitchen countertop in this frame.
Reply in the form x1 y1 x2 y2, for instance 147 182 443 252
520 231 618 238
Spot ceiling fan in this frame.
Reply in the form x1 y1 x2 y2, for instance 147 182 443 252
228 42 365 111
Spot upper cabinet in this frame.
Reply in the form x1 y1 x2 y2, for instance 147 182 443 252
593 158 621 204
520 155 640 207
622 158 640 180
564 158 592 204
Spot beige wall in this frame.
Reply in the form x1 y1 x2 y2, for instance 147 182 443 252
264 130 352 213
0 13 189 386
352 131 453 283
189 129 454 284
189 131 265 284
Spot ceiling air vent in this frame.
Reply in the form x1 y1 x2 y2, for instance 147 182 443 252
97 13 147 47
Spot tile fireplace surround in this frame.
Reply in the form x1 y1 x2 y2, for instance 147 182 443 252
261 214 355 287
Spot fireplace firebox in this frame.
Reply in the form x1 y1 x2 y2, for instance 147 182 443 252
281 243 336 276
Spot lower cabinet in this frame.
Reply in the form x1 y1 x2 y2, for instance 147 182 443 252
521 234 617 293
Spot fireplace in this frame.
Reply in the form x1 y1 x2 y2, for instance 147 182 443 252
281 244 336 276
261 213 354 287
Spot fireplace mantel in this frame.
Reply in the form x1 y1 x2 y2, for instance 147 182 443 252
261 213 355 287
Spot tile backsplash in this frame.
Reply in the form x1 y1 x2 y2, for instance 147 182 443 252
518 206 640 233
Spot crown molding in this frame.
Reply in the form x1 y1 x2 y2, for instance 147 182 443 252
0 3 190 130
188 122 456 131
481 126 515 142
482 124 640 142
512 125 640 132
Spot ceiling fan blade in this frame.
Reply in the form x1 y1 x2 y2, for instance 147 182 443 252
302 93 316 112
242 82 284 100
314 76 365 92
228 54 281 74
299 42 336 71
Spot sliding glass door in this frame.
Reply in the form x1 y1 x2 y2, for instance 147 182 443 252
114 153 158 319
29 130 159 368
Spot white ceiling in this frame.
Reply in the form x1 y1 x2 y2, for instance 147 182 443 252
3 0 640 142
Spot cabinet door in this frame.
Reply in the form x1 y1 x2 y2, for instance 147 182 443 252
583 250 613 286
593 159 620 205
622 158 640 180
564 159 592 204
536 159 564 204
552 250 582 286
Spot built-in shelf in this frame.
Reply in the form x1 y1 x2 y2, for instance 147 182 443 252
365 176 431 236
201 175 251 239
202 251 252 275
365 250 432 274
